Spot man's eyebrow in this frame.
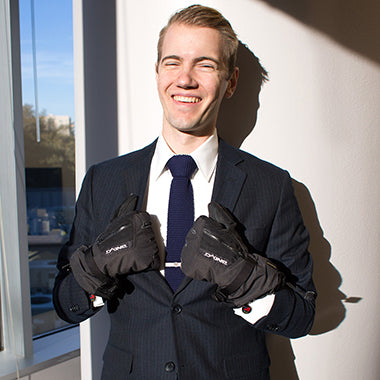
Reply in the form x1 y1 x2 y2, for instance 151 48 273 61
194 56 220 65
161 55 220 66
160 55 181 64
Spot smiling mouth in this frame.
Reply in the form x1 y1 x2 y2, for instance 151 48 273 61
173 95 201 103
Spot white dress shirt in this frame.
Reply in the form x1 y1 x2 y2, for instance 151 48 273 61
146 131 218 250
145 131 274 325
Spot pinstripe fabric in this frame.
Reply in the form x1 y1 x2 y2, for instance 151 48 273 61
54 139 315 379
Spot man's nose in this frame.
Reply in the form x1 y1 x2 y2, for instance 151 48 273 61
175 67 198 89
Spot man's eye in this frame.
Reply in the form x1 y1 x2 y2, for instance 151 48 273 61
198 63 216 70
165 61 179 67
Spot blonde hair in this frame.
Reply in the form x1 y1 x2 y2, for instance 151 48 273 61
157 4 239 78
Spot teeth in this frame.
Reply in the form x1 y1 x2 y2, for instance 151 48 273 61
173 95 201 103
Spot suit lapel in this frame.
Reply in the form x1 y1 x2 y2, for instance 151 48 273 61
121 138 247 212
118 140 176 296
121 140 157 210
211 139 247 213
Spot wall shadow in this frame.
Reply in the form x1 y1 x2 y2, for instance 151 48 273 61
258 0 380 65
266 181 346 380
266 334 299 380
83 0 118 168
217 42 267 148
292 180 347 335
216 41 347 380
81 2 118 378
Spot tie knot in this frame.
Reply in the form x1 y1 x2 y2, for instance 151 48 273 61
167 155 197 179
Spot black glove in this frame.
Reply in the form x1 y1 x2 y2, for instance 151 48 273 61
70 194 160 299
181 202 286 307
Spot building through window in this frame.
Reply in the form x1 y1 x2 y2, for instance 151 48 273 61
19 0 76 337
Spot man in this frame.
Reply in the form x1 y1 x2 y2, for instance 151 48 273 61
53 5 316 379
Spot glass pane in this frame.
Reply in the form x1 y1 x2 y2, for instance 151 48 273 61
19 0 76 337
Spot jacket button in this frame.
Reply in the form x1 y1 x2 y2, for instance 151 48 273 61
172 304 182 314
165 361 175 372
267 324 280 332
69 304 79 312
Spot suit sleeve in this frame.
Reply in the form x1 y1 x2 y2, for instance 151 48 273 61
253 171 316 338
53 166 102 324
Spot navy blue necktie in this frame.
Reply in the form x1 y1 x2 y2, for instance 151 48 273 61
166 155 197 291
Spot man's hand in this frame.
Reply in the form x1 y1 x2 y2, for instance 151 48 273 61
181 202 285 307
70 194 160 299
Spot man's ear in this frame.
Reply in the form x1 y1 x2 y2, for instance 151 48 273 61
225 67 239 99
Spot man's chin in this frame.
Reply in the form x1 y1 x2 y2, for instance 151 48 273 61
167 121 214 137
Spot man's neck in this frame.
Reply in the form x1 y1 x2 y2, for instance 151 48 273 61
162 127 215 154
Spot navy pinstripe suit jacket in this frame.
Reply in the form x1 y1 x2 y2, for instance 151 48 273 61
53 139 315 380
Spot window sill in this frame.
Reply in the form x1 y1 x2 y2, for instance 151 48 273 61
0 326 79 380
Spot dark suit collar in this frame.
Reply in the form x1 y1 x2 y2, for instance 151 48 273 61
136 138 246 213
211 138 247 213
121 139 157 210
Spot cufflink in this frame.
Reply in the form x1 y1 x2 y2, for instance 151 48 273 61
241 305 252 314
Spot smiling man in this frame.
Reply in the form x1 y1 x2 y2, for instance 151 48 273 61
54 5 316 379
156 22 238 152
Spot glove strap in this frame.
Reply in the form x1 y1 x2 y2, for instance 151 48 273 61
215 256 256 301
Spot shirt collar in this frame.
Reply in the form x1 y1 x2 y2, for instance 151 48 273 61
151 129 219 182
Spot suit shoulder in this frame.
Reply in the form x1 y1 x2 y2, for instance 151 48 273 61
219 139 288 179
241 150 287 177
89 140 156 174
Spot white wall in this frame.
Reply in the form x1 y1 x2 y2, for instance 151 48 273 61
116 1 380 379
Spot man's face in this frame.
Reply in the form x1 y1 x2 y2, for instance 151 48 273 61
156 23 238 137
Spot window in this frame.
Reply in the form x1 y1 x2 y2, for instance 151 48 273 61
19 0 75 337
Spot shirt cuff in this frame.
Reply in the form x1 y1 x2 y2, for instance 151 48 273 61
233 294 275 324
91 295 105 308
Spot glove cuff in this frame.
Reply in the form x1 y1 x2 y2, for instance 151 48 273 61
214 255 256 302
215 255 286 307
70 245 119 300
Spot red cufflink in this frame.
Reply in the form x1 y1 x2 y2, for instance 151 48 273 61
242 305 252 314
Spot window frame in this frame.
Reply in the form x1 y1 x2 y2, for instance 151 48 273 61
0 0 33 359
0 1 79 378
1 0 117 378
